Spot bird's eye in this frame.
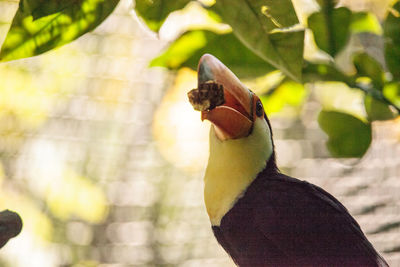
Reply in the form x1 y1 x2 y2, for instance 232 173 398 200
255 100 263 117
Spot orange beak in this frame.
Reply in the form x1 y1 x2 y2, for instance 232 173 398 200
198 54 253 140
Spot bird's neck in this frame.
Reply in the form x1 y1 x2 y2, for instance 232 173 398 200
204 119 274 226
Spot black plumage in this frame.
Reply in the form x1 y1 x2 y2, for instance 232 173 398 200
212 119 388 266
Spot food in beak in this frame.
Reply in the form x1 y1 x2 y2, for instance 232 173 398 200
187 81 225 112
187 54 254 140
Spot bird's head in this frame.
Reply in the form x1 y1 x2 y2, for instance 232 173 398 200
189 54 276 225
197 54 267 141
192 54 275 165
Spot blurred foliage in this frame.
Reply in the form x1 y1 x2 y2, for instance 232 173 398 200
350 11 382 35
318 110 372 157
353 52 384 90
315 0 338 9
0 0 119 61
384 82 400 107
0 56 110 261
212 0 304 81
364 95 396 121
140 0 400 157
135 0 191 32
384 1 400 80
0 62 114 266
0 177 54 241
150 30 275 78
46 169 108 223
308 6 352 57
260 81 306 114
0 65 58 158
24 0 78 20
0 0 399 159
302 62 355 84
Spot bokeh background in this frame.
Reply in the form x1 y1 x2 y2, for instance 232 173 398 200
0 0 399 266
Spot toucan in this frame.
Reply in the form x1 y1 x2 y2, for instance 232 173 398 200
190 54 389 267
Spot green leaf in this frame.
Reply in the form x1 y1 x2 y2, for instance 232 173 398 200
24 0 78 20
308 7 352 57
318 110 372 158
364 95 396 121
150 30 275 78
353 53 384 90
384 1 400 81
150 31 207 68
316 0 338 9
350 12 382 35
0 0 119 62
302 62 355 85
211 0 304 81
134 0 191 32
383 82 400 108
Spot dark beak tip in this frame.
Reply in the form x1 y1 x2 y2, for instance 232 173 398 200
198 54 219 84
199 53 215 65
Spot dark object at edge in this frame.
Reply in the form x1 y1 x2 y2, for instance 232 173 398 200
0 209 23 248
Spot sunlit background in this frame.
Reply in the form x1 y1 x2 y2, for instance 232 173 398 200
0 0 399 266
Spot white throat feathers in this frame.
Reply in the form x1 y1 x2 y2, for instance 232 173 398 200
204 118 273 226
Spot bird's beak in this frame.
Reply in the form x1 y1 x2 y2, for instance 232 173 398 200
198 54 253 141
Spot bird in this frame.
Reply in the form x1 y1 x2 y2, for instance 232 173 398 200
189 54 389 267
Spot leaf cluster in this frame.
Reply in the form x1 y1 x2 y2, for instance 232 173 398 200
134 0 400 158
1 0 400 159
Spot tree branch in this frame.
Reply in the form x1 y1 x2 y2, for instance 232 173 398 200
353 83 400 114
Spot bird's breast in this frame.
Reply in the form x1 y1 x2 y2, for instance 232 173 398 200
204 119 272 226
